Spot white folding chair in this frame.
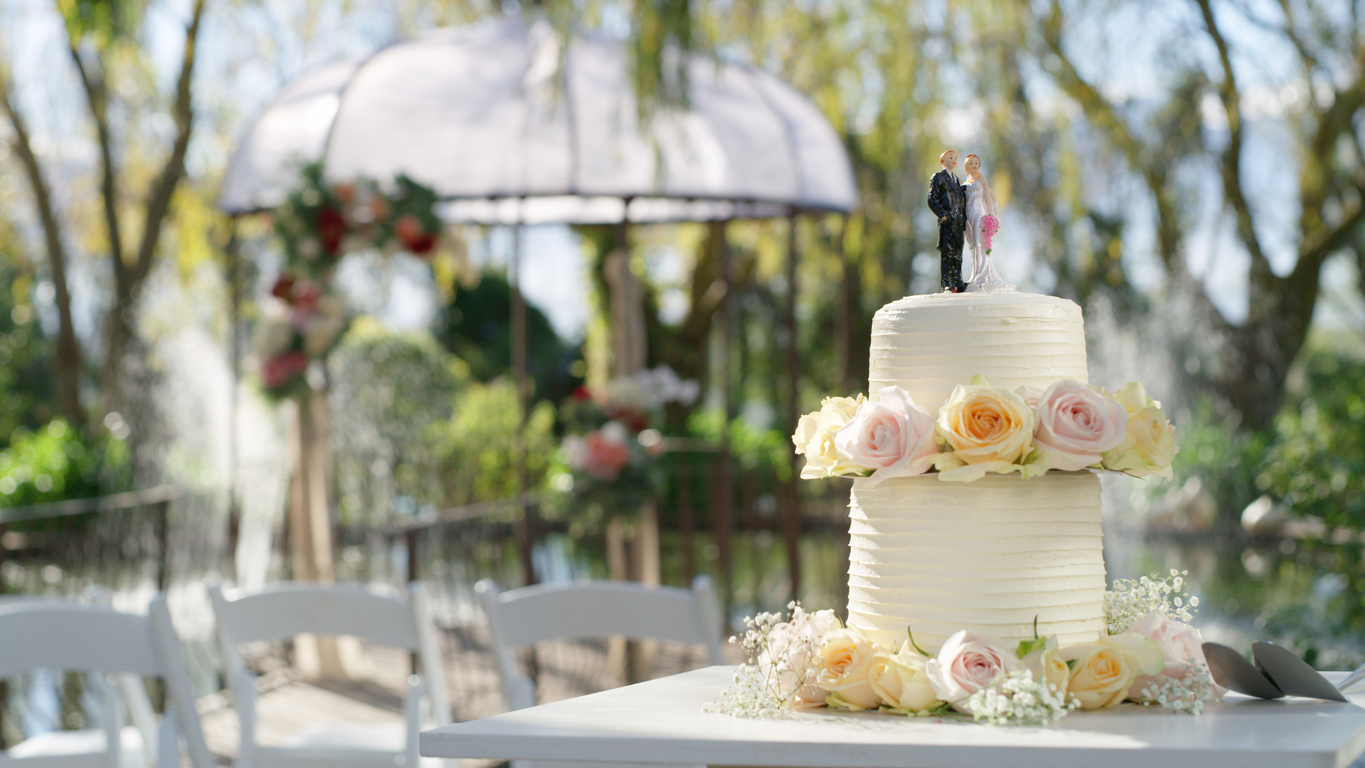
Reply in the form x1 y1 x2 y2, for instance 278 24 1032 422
0 595 213 768
209 580 454 768
475 575 723 768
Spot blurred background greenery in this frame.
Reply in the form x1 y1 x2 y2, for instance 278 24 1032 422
0 0 1361 671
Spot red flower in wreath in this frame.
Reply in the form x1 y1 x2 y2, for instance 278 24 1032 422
395 213 437 256
316 207 348 255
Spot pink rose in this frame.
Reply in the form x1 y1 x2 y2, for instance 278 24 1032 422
925 630 1018 714
834 386 938 488
1032 380 1129 471
1123 609 1225 699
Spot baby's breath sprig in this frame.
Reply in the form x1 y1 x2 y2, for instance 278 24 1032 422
967 670 1078 726
1137 663 1221 715
706 601 834 718
1104 569 1199 635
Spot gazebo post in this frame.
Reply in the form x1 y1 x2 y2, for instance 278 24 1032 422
715 219 734 619
509 212 537 587
225 214 241 581
784 210 802 605
835 214 856 392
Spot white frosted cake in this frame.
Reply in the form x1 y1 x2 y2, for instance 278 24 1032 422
845 291 1108 649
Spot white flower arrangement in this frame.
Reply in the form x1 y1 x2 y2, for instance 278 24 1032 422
708 573 1223 726
1105 569 1199 634
794 377 1177 483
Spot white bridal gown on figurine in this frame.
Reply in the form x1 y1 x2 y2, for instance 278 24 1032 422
964 180 1014 292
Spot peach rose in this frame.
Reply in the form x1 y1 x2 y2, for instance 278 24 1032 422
816 628 882 710
1032 380 1129 471
794 395 867 479
1061 633 1163 709
925 630 1018 713
869 643 941 713
932 378 1036 482
834 386 939 487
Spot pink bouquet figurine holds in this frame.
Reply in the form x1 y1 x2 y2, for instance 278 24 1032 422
981 214 1000 255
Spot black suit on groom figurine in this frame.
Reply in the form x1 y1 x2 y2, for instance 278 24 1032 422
928 150 967 292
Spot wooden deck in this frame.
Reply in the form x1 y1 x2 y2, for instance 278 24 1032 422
198 626 743 766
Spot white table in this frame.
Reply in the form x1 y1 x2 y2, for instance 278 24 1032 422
421 666 1365 768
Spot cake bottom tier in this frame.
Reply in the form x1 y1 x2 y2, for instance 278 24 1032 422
845 472 1107 650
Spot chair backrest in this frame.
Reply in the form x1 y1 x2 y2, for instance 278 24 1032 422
209 580 450 726
0 596 213 768
476 576 724 710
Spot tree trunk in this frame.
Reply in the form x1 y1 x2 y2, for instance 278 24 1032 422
0 75 85 431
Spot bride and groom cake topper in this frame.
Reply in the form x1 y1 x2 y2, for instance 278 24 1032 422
928 149 1013 294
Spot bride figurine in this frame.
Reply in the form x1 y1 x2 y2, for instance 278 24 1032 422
963 154 1014 292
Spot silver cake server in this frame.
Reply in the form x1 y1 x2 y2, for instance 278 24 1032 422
1252 642 1349 702
1202 642 1284 699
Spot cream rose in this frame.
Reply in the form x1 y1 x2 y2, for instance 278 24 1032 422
1018 636 1071 697
933 379 1035 482
869 643 941 713
253 299 295 358
816 628 882 710
759 608 840 708
1123 610 1224 700
925 631 1018 713
1014 384 1044 409
1061 634 1164 709
1032 380 1129 471
835 386 938 487
1102 382 1178 479
793 395 867 479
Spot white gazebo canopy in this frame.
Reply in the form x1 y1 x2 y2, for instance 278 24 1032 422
218 18 858 222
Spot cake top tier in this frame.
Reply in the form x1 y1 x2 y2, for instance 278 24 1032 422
869 291 1088 414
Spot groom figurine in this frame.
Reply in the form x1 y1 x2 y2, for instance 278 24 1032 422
928 149 967 292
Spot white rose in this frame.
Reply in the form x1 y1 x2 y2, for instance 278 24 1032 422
1018 635 1072 697
302 295 348 357
1032 379 1129 471
252 298 295 358
925 630 1018 714
1101 390 1178 480
834 386 938 487
869 644 941 712
793 395 867 479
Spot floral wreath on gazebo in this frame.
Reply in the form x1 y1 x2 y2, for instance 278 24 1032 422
252 163 444 398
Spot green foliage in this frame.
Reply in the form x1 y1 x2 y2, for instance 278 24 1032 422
431 378 557 506
0 420 129 508
0 245 53 437
1258 349 1365 529
432 269 581 404
1167 400 1268 524
687 408 793 484
328 319 465 525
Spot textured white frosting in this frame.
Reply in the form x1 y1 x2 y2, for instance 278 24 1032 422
869 291 1089 415
846 291 1106 650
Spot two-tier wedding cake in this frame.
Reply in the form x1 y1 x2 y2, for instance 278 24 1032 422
844 292 1107 649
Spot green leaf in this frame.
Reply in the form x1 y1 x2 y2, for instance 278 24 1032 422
1015 636 1047 659
906 627 932 657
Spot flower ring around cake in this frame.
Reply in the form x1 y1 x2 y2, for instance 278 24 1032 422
793 376 1176 484
707 571 1227 724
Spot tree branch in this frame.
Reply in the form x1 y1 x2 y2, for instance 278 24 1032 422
1195 0 1274 307
65 35 125 290
132 0 206 287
